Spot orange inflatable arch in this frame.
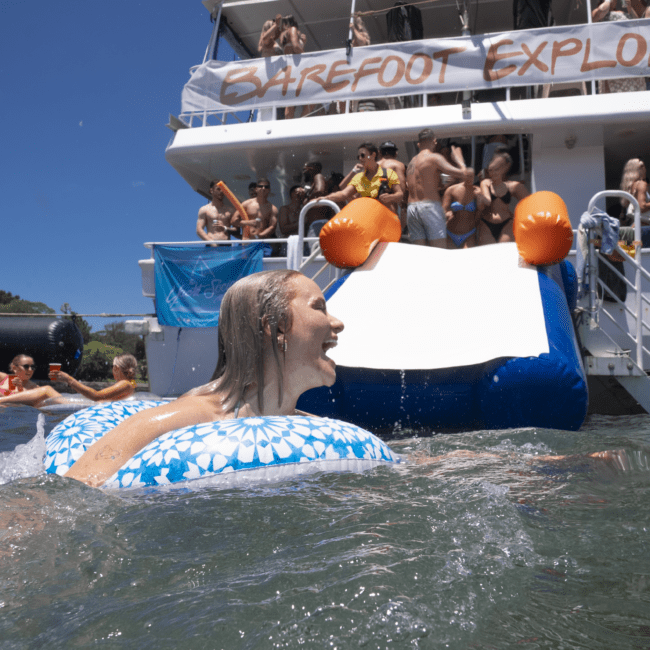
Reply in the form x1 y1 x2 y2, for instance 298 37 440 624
319 198 401 268
514 191 573 266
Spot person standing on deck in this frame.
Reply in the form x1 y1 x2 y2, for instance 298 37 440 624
302 161 332 235
313 143 403 213
196 180 239 243
406 129 474 248
378 141 408 230
258 14 283 57
241 178 279 241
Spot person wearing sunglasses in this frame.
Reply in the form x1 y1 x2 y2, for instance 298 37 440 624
0 355 40 397
0 353 138 408
240 179 279 248
313 143 403 213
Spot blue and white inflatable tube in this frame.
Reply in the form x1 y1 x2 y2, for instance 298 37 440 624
45 400 401 488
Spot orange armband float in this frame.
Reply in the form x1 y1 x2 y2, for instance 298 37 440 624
514 191 573 266
319 197 401 268
217 181 248 222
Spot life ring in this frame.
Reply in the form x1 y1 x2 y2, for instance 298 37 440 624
45 400 401 488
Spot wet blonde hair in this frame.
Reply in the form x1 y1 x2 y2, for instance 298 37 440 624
620 158 644 208
113 353 137 380
189 270 301 412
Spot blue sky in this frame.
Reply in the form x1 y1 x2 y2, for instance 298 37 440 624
1 1 219 333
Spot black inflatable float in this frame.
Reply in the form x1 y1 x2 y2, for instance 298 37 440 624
0 317 84 380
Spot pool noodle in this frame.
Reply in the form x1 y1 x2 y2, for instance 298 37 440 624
217 181 248 222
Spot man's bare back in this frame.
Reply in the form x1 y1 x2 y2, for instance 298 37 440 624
407 138 472 204
407 151 448 204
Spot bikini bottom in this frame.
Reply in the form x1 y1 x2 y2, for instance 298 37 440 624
481 217 512 241
447 228 476 248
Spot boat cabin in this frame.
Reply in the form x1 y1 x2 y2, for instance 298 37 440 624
164 0 650 226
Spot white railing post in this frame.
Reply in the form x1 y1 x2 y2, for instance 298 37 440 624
296 200 341 267
587 190 643 360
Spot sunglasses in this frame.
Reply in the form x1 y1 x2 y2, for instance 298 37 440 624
357 153 368 159
19 364 36 370
257 184 270 189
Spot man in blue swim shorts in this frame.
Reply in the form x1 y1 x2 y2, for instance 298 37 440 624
406 128 475 247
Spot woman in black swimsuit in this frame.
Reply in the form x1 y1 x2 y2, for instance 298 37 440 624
478 152 529 245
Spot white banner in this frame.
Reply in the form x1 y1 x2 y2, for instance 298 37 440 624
181 19 650 113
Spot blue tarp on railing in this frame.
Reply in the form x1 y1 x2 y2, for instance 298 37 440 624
153 244 264 327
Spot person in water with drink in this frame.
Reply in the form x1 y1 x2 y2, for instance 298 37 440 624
65 270 344 487
0 353 138 408
0 355 40 397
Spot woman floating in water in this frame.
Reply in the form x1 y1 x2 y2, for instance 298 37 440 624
0 353 138 408
66 270 344 487
0 355 40 397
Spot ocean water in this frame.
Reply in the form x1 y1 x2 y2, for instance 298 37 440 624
1 406 650 649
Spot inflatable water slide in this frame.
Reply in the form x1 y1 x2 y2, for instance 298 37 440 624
299 194 588 432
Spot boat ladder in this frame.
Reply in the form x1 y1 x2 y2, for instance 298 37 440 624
293 200 343 292
577 190 650 414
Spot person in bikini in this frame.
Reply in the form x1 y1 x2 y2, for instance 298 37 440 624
0 354 138 408
478 152 529 245
406 129 475 248
0 355 39 398
65 270 345 487
442 177 488 249
196 180 239 244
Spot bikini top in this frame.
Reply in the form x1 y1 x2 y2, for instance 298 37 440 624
0 376 11 396
450 200 477 213
490 185 512 205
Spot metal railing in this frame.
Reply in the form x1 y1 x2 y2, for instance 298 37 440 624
143 198 342 286
583 190 646 368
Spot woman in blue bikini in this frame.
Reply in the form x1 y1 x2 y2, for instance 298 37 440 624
478 152 529 245
442 174 486 249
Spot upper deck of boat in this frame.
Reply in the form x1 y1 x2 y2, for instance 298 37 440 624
165 0 650 220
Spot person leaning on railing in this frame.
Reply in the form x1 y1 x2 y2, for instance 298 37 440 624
313 143 403 214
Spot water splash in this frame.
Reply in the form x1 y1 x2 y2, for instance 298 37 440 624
0 413 46 485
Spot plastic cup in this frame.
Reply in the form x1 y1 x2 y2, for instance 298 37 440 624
49 363 62 375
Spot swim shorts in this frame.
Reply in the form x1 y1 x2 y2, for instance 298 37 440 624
407 200 446 242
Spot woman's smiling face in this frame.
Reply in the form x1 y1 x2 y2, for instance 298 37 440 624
12 356 35 381
283 275 344 392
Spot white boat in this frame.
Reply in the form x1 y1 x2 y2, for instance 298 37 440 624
127 0 650 427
